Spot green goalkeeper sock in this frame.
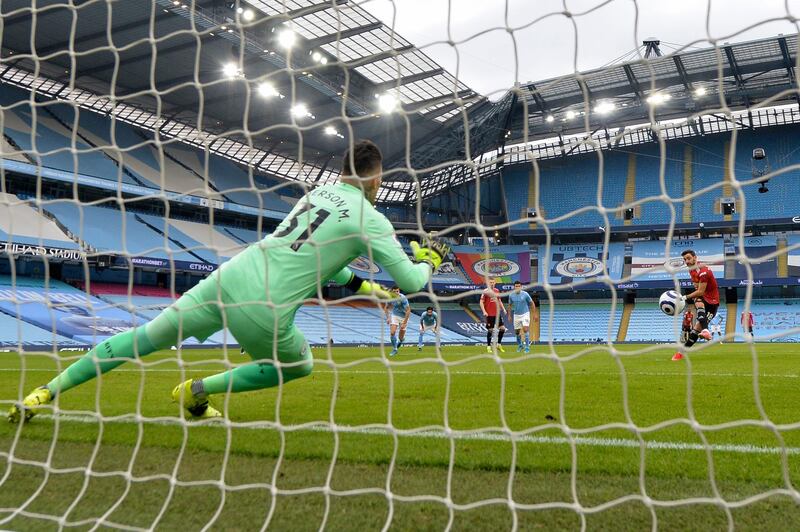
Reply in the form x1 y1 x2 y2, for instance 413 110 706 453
200 353 313 395
46 326 157 396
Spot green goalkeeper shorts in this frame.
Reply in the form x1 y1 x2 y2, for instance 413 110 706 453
162 269 307 363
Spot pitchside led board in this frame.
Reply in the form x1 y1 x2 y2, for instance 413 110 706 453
538 242 625 285
630 238 724 282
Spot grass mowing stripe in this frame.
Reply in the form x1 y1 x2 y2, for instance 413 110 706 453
22 413 800 457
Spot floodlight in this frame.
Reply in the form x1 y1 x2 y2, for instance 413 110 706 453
257 82 278 98
324 126 338 136
646 93 671 105
312 52 322 62
222 62 240 78
694 86 707 96
545 115 554 123
291 103 309 118
594 101 615 114
242 9 255 21
278 29 297 49
378 93 399 113
565 110 577 120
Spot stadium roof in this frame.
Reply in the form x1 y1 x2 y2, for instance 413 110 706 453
378 33 800 202
0 0 482 181
0 5 797 204
514 34 799 139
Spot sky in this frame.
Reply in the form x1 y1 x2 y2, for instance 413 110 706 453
362 0 800 100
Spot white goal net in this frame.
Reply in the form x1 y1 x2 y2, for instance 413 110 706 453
2 0 800 529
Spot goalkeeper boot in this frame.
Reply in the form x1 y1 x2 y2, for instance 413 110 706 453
8 386 53 424
486 346 492 353
172 379 222 419
671 352 684 361
497 344 505 353
699 329 712 341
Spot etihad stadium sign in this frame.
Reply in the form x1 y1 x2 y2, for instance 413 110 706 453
0 242 85 261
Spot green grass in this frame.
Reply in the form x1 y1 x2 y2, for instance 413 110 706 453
2 343 800 530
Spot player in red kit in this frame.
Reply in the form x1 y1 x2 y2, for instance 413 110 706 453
672 249 720 361
480 278 508 353
681 310 694 343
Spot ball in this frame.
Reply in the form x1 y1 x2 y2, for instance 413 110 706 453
659 290 685 316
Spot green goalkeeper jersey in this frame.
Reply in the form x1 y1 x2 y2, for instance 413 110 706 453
215 182 431 330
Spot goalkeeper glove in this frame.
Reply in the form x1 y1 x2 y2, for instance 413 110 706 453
346 274 395 301
410 238 450 272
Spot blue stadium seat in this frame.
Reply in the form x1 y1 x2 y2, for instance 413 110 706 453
625 302 682 342
45 202 208 263
500 127 800 229
539 302 622 342
206 155 292 213
626 301 728 343
630 146 684 225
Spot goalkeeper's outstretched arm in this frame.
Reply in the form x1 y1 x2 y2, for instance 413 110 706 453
365 216 432 293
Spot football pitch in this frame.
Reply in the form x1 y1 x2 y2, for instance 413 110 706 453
2 343 800 530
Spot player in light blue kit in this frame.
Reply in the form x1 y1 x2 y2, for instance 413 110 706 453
508 281 535 352
417 306 439 351
385 286 410 356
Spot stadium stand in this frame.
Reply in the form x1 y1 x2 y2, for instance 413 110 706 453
630 146 685 225
503 128 800 229
136 213 239 263
221 226 265 245
539 302 623 342
625 302 682 343
540 155 628 228
502 166 529 232
0 87 134 184
45 201 212 263
1 85 294 212
734 300 800 342
204 153 293 212
0 192 79 249
296 304 476 345
45 101 166 189
0 133 29 163
626 301 729 343
165 218 246 259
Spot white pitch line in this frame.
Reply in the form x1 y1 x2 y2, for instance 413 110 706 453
29 413 800 456
0 367 798 379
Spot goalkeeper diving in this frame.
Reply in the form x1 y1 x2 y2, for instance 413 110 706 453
9 140 450 422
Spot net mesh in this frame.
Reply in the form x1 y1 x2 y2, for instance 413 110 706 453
1 0 800 529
